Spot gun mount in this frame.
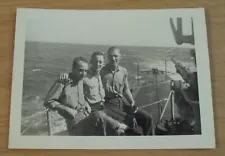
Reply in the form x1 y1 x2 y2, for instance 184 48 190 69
171 58 198 93
170 55 201 135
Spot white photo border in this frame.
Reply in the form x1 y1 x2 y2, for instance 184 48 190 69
8 8 215 149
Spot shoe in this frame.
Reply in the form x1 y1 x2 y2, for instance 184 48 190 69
124 127 142 136
119 123 128 130
116 128 125 136
114 123 128 135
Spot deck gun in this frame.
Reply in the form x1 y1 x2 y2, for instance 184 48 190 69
171 58 198 92
169 57 200 135
163 17 201 135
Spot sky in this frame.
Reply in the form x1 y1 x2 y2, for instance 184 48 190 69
25 10 195 48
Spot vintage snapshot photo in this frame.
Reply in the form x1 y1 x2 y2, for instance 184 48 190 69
8 8 215 149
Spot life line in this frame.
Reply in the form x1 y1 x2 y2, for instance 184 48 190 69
139 99 168 109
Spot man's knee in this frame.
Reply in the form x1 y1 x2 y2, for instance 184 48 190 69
93 111 107 119
137 109 152 119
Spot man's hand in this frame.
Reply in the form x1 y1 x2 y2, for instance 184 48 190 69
130 103 138 114
131 101 135 107
60 73 72 85
48 102 60 110
129 100 138 113
85 106 91 113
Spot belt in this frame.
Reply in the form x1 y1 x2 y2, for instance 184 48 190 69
92 101 104 105
105 94 122 99
76 107 89 116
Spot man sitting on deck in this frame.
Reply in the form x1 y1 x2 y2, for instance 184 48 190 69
83 51 130 135
100 47 153 135
44 57 114 135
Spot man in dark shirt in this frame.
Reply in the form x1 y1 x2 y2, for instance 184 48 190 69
44 57 103 136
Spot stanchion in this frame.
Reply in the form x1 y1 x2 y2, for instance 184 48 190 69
170 90 175 134
46 109 53 136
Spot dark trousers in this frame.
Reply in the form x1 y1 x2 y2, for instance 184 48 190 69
90 102 104 112
66 112 100 136
134 108 154 135
104 97 133 125
105 97 153 135
89 101 123 136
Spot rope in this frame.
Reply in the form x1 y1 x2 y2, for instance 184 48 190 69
159 91 173 121
131 80 171 89
139 99 167 109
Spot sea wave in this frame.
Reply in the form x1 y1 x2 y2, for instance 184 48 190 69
22 41 195 121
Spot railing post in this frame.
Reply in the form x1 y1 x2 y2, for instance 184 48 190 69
165 60 167 81
153 68 161 120
156 91 172 125
46 109 53 136
171 90 175 121
170 90 175 134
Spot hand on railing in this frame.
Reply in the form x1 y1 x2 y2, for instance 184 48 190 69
130 105 138 114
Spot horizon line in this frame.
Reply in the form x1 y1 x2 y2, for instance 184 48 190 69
25 40 195 49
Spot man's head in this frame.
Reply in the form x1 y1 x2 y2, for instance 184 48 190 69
107 47 122 67
90 51 105 73
72 57 89 80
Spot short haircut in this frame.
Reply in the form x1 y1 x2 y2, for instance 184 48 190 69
91 50 105 61
72 57 89 69
107 46 120 55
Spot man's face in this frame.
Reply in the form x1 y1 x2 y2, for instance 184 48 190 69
107 49 121 67
91 55 105 72
72 61 88 79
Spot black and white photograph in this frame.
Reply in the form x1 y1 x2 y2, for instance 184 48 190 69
9 8 215 149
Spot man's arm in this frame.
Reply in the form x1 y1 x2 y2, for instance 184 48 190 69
44 79 77 119
123 73 135 107
44 79 63 109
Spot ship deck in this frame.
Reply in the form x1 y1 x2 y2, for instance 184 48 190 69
21 69 200 136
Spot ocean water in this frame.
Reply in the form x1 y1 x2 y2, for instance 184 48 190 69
22 41 194 119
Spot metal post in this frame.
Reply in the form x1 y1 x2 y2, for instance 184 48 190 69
155 73 162 120
171 91 175 121
156 91 173 125
47 109 53 136
170 90 175 134
165 60 167 81
137 61 140 86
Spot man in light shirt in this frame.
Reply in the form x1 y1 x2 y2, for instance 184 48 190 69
101 47 153 135
100 47 135 110
82 51 106 112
